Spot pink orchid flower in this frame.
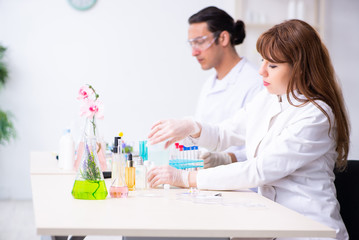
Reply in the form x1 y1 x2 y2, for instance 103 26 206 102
80 99 104 120
77 85 93 100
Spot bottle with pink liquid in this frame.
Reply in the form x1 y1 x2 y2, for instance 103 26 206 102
110 135 128 198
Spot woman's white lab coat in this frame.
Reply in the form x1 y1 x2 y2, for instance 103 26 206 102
195 57 262 161
191 89 348 240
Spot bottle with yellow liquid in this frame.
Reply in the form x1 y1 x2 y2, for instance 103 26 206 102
125 153 136 191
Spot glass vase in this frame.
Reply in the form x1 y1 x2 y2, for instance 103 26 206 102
74 118 107 171
71 118 108 200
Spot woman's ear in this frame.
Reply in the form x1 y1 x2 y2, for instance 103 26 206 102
219 31 231 47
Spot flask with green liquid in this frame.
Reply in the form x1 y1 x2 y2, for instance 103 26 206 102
71 119 108 200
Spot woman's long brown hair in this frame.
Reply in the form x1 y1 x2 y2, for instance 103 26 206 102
256 19 350 171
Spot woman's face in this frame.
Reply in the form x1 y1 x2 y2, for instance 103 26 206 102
259 59 293 95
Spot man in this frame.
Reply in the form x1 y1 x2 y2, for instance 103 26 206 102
188 6 262 168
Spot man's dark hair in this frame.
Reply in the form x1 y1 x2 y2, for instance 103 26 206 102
188 6 246 46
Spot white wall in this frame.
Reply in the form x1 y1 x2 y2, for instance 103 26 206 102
0 0 358 200
325 0 359 160
0 0 235 199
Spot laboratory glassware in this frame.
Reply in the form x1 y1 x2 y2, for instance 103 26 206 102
125 153 136 191
139 140 148 161
74 118 107 171
135 155 147 190
110 136 128 198
147 141 170 166
71 130 108 200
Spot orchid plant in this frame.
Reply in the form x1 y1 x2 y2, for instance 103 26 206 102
77 84 104 181
77 85 104 136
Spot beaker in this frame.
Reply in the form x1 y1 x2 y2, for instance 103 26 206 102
147 141 170 166
71 136 108 200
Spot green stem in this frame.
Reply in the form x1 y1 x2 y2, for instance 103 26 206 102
92 181 100 199
88 84 99 100
91 116 96 136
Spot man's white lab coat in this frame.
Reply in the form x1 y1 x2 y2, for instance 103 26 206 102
195 57 262 161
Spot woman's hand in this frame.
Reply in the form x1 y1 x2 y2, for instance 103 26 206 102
147 165 189 188
200 152 232 169
147 117 201 148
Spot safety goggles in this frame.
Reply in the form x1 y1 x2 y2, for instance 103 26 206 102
188 34 217 51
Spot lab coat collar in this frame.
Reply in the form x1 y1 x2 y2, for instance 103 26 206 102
252 90 308 158
208 58 247 94
268 93 283 117
262 91 306 128
267 90 305 121
277 90 306 110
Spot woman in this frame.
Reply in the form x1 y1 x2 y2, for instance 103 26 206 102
147 19 350 240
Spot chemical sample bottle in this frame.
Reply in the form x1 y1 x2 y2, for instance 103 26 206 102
110 136 128 198
125 153 136 191
71 132 108 200
139 140 148 161
134 155 147 190
59 129 75 170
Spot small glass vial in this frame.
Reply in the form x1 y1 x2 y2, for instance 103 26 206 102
135 156 147 190
125 153 136 191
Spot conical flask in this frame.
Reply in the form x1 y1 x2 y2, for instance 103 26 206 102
74 118 107 171
71 118 108 200
110 136 128 198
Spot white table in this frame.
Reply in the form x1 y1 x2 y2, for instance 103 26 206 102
30 152 336 239
30 151 76 175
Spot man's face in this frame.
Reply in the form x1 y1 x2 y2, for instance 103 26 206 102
188 22 222 70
